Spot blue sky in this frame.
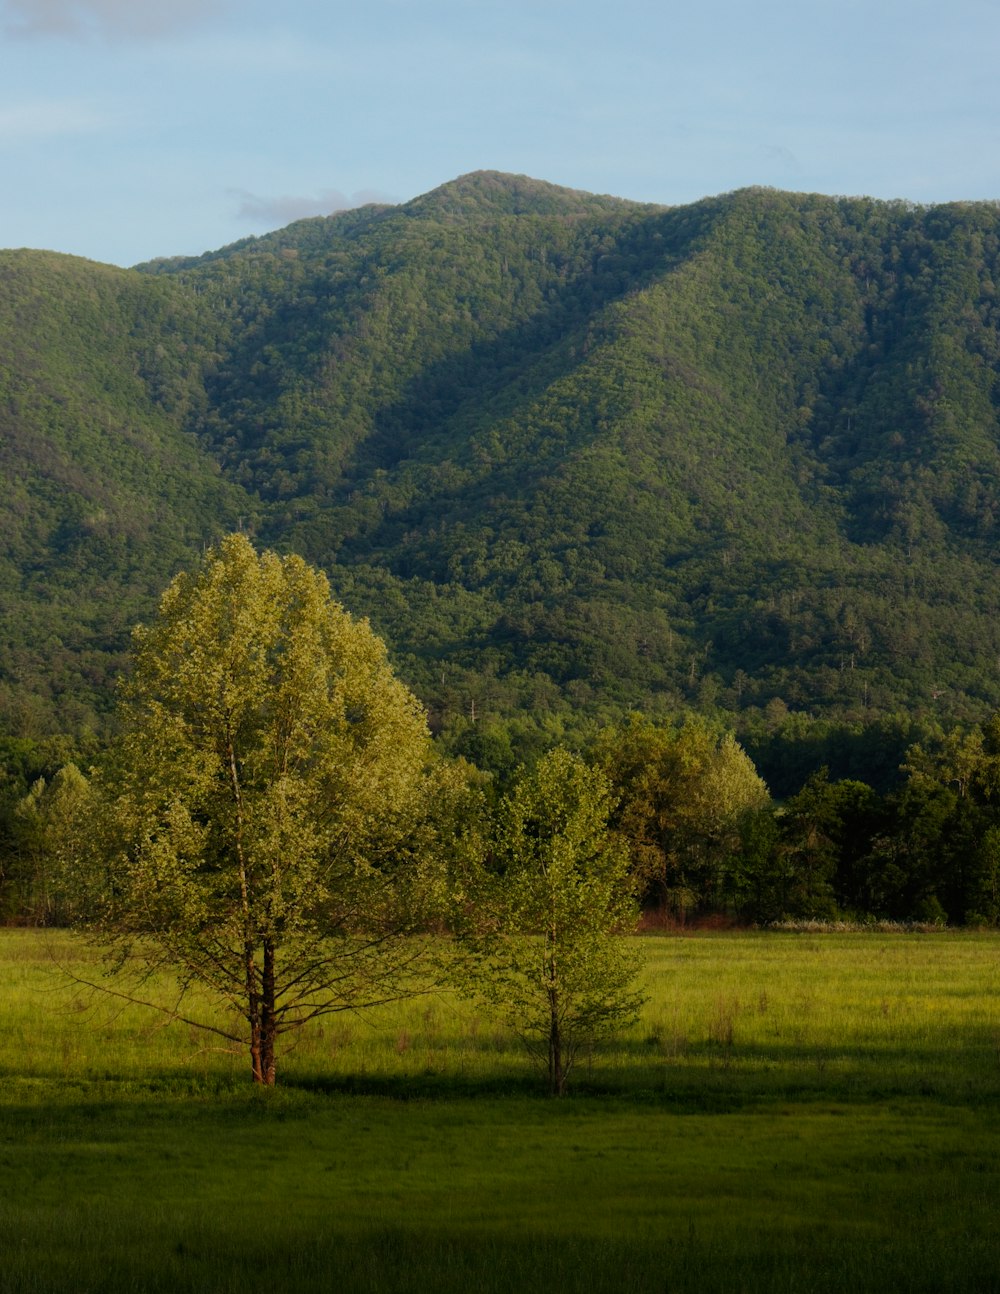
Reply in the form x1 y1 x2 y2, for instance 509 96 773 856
1 0 997 267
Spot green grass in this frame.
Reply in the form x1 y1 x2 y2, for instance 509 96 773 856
2 930 1000 1292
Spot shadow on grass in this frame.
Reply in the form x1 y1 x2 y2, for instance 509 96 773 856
4 1212 1000 1294
3 1015 999 1110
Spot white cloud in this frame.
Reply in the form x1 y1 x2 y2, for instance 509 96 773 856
2 0 226 39
0 98 106 139
232 188 396 225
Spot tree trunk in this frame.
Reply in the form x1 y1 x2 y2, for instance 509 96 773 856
249 940 277 1085
250 1021 264 1084
247 944 264 1084
546 925 565 1096
260 938 277 1086
548 990 565 1097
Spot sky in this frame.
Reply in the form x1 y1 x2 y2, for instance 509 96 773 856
0 0 998 267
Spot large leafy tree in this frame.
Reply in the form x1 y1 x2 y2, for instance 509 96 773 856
86 534 447 1085
594 716 770 919
463 748 644 1096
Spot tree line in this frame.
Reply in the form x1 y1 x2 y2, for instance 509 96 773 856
4 538 1000 1090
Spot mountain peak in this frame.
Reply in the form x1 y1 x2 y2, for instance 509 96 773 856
403 170 652 219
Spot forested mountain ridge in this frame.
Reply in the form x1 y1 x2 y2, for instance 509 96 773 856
4 171 1000 760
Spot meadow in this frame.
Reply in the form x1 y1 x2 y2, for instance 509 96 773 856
2 929 999 1293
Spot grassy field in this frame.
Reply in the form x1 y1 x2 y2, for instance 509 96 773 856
2 929 999 1292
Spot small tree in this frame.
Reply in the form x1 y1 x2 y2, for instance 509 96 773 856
14 763 92 925
82 534 449 1085
463 748 644 1095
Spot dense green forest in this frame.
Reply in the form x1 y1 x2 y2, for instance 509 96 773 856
5 171 1000 779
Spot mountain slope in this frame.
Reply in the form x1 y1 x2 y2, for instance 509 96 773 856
4 174 1000 743
0 250 252 733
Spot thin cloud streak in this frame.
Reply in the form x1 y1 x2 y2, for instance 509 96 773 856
232 188 397 225
2 0 226 39
0 98 106 138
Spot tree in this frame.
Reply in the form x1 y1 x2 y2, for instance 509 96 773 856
462 748 644 1096
84 534 448 1085
895 715 1000 922
593 716 770 919
771 771 845 920
725 805 787 924
14 763 92 925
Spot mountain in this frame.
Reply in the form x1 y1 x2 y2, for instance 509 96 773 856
4 171 1000 756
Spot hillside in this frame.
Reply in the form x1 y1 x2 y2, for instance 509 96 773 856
4 172 1000 755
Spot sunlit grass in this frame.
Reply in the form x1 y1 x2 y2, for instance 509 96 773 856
2 930 999 1291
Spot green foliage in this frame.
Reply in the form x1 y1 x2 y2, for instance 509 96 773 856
743 711 1000 927
593 715 770 917
8 174 1000 767
13 762 91 924
461 748 644 1094
726 806 786 923
770 773 849 920
0 733 88 918
884 716 1000 923
85 535 448 1083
